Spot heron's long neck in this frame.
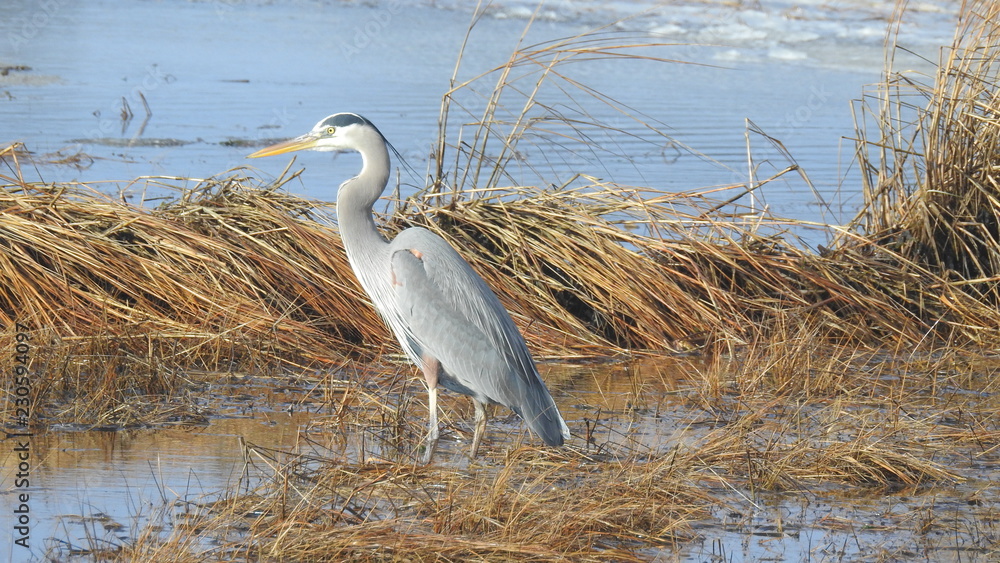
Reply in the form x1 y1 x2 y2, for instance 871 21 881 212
336 135 393 298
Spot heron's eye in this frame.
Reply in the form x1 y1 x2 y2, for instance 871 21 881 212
325 126 336 135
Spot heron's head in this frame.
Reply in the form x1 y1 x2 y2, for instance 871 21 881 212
247 112 382 158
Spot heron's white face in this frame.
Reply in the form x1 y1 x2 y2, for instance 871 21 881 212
299 119 367 152
247 113 371 158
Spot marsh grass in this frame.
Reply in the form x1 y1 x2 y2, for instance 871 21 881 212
850 0 1000 305
78 351 997 561
0 154 380 366
4 1 1000 560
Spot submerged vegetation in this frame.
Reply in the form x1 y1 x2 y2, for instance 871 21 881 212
2 1 1000 561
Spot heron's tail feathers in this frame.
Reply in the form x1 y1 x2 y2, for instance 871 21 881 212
518 379 570 447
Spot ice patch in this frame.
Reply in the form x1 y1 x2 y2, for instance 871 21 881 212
488 5 563 22
714 49 750 62
838 25 887 40
455 0 957 71
910 2 948 13
702 23 770 43
650 23 687 36
780 30 821 43
768 47 808 61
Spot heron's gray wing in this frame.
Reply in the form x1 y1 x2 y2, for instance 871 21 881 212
390 228 568 445
390 248 511 402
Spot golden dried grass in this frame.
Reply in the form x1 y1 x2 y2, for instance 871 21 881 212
145 442 712 562
850 0 1000 306
0 152 381 368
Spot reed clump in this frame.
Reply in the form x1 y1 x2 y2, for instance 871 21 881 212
850 0 1000 307
0 157 383 369
139 442 714 562
397 183 998 353
3 160 994 382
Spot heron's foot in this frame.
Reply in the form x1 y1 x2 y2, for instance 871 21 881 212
469 400 488 459
420 424 439 464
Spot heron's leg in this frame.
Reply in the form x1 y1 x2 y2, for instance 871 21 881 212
470 399 488 459
420 356 440 464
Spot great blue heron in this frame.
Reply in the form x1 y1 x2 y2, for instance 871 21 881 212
248 112 569 462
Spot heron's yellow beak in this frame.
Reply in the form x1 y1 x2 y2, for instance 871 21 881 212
247 134 319 158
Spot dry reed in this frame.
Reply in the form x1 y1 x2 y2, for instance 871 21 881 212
0 154 381 368
849 0 1000 307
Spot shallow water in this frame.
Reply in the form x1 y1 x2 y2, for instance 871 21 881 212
1 0 954 248
4 359 997 561
7 416 311 558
